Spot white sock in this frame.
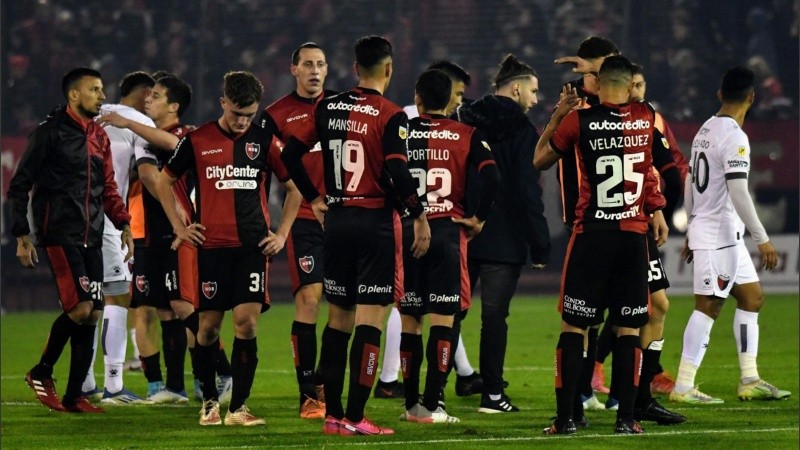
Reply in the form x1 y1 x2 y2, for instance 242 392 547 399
734 308 760 383
102 305 128 393
454 334 475 376
379 307 401 383
130 327 140 360
82 321 100 392
674 310 715 393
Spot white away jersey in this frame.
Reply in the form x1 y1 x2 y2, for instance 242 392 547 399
687 115 750 249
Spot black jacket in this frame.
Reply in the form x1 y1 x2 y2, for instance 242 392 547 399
7 105 130 247
458 95 550 265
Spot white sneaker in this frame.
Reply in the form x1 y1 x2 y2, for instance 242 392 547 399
581 393 606 411
669 386 724 404
217 376 233 404
224 405 265 426
401 403 460 423
148 387 189 404
199 400 222 426
100 388 154 405
737 379 791 401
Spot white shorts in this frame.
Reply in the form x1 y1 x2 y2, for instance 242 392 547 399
692 241 759 298
102 232 132 283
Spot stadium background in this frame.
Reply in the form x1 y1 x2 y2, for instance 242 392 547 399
1 0 798 311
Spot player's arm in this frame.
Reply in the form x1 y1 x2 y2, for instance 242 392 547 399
281 136 317 202
261 136 303 255
652 128 682 222
534 84 580 170
727 177 776 270
453 131 499 241
158 137 205 248
98 133 134 261
98 112 180 150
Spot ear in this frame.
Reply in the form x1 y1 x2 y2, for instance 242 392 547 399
384 61 392 78
290 64 298 77
747 90 755 104
716 89 723 102
220 96 226 109
168 102 179 114
68 88 79 103
353 62 360 78
414 92 423 110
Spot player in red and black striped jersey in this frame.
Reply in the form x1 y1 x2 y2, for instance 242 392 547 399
282 35 431 436
156 71 303 426
397 69 499 424
259 43 333 419
535 56 669 435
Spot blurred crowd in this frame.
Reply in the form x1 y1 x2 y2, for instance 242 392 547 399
3 0 798 134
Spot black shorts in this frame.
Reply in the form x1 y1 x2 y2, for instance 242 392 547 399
398 218 470 317
131 239 198 310
44 245 104 312
286 218 324 294
646 231 670 293
560 231 649 329
197 246 270 312
323 207 401 308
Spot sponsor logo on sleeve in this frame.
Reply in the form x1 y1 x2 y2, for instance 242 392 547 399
738 146 747 156
661 137 670 149
482 140 491 151
399 126 408 140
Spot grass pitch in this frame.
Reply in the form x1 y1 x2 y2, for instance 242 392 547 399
1 294 798 449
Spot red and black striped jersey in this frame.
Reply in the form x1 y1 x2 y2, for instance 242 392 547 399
165 121 288 248
550 101 666 234
261 91 332 221
303 87 408 209
407 114 495 219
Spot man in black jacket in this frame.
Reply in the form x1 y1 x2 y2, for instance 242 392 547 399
8 67 133 414
457 54 550 413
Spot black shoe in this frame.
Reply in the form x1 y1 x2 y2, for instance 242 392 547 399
543 418 577 435
477 394 519 413
574 415 589 428
455 372 484 397
614 419 645 434
373 380 404 399
634 399 687 425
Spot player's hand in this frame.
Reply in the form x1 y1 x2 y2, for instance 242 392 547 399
554 84 582 118
757 241 778 271
554 55 596 75
120 225 134 262
311 197 328 229
259 230 286 256
172 222 206 250
97 111 132 129
411 214 431 259
681 237 693 263
451 215 484 242
16 236 38 268
650 210 669 247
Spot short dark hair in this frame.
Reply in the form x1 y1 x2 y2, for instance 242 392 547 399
598 55 635 85
426 60 471 86
493 54 537 90
415 69 452 111
354 35 392 69
61 67 102 100
577 36 620 60
631 63 645 77
119 71 155 98
720 66 755 103
292 42 324 65
223 71 263 107
157 76 192 118
151 70 176 81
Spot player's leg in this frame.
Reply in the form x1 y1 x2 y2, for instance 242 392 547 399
374 307 404 397
399 313 424 418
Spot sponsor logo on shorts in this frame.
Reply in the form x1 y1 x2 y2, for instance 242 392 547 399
429 293 459 303
358 284 392 294
202 281 217 299
245 142 260 160
299 256 314 274
324 278 346 296
401 291 422 308
112 265 122 275
703 277 712 286
621 305 648 316
135 275 150 295
562 295 597 318
717 274 731 290
79 276 90 293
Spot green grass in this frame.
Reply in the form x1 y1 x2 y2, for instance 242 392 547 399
2 295 798 449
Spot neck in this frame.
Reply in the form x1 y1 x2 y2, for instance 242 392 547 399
598 89 629 105
419 107 446 116
716 103 747 126
297 88 322 100
157 116 179 130
68 104 92 121
357 78 385 94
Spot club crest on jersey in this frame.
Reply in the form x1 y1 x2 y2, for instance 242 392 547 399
135 275 149 295
717 275 731 290
202 281 218 299
299 256 314 274
79 276 90 292
245 142 260 160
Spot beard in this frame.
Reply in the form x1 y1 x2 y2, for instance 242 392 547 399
77 103 101 118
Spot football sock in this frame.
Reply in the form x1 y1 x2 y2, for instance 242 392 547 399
102 305 127 393
554 332 584 423
379 308 401 383
674 310 714 393
216 342 232 377
579 327 599 397
195 341 220 401
733 308 760 383
291 321 318 401
183 311 199 337
188 347 198 380
318 325 350 419
161 319 187 392
636 339 664 407
140 352 163 384
613 335 642 421
454 334 475 376
345 325 381 423
423 326 452 411
229 337 258 412
82 323 99 392
400 332 423 410
63 324 96 405
38 312 78 372
595 315 616 363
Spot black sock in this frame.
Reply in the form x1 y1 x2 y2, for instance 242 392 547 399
445 311 464 380
229 337 258 412
183 311 199 336
140 352 163 384
579 327 598 397
400 332 423 410
555 332 584 423
188 346 198 380
195 341 220 401
596 315 616 364
613 335 642 421
63 324 96 405
216 342 232 377
161 319 187 392
291 321 318 402
37 313 79 373
636 346 662 408
345 325 381 423
318 325 351 419
423 325 452 411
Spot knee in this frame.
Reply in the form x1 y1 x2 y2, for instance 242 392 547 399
67 301 95 324
233 316 258 340
650 297 669 321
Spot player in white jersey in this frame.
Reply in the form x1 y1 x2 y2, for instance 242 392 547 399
670 66 789 404
83 72 156 405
